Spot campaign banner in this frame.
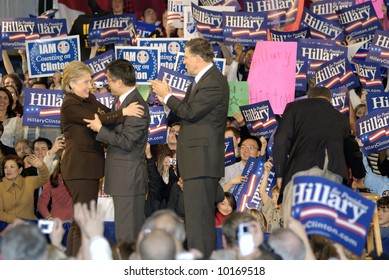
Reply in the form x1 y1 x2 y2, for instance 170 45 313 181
1 18 39 49
174 51 226 75
298 38 347 78
88 14 137 46
26 35 80 78
357 0 384 19
138 38 188 70
37 9 59 19
36 18 67 39
148 106 168 145
302 8 344 45
183 5 200 39
228 81 249 116
115 46 160 84
200 0 241 11
95 91 114 109
295 56 308 91
23 88 64 128
243 0 299 28
310 0 355 21
331 87 349 116
353 59 384 93
167 0 196 28
240 101 278 138
231 157 276 212
84 50 114 85
366 30 389 68
291 175 375 256
269 27 310 42
366 91 389 113
357 108 389 155
315 56 359 90
135 21 159 38
224 137 236 167
222 12 267 46
337 2 382 42
192 3 224 42
213 45 223 58
352 35 373 60
156 66 194 100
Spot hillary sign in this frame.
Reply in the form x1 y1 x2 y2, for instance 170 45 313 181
84 50 115 84
26 35 80 78
240 101 277 138
292 175 375 256
148 106 168 145
1 18 39 49
353 59 383 93
156 66 194 100
192 3 223 42
224 137 235 167
366 30 389 68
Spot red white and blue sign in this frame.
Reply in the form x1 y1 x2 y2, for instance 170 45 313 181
331 87 349 116
366 30 389 68
1 18 39 49
224 137 236 167
148 106 168 145
84 49 115 85
156 66 194 100
192 3 223 42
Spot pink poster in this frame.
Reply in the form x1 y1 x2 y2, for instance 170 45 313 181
248 41 297 115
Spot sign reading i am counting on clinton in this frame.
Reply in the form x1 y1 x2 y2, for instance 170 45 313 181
174 52 226 75
1 18 39 49
84 50 115 85
315 56 359 90
138 38 188 70
310 0 355 21
366 91 389 113
224 137 235 167
222 12 267 46
156 66 194 100
331 87 349 116
243 0 299 28
366 30 389 68
231 157 276 212
36 18 67 39
23 88 64 128
115 46 160 84
353 59 384 93
192 3 223 42
26 35 80 78
269 27 310 42
357 108 389 155
291 175 375 256
148 106 168 145
240 101 278 138
88 14 137 46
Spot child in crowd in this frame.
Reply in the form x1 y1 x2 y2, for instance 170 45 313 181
215 192 236 227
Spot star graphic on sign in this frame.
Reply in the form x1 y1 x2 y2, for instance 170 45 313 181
229 95 239 107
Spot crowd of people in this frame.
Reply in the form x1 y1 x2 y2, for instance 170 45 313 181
0 0 389 261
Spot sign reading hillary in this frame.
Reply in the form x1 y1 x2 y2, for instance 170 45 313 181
366 91 389 113
115 46 159 84
357 108 389 155
337 2 382 42
244 0 298 28
95 91 114 108
366 30 389 68
231 157 276 212
84 50 114 85
292 175 375 256
88 14 136 46
295 57 308 91
23 88 63 128
302 9 344 45
148 106 168 145
331 87 349 116
310 0 355 21
223 12 267 46
138 38 188 70
135 21 159 38
1 18 39 49
270 27 310 42
353 59 384 93
192 3 223 42
156 66 194 100
240 101 278 138
200 0 242 11
315 56 359 90
224 137 236 167
36 18 67 38
26 35 80 78
167 0 195 29
174 51 226 75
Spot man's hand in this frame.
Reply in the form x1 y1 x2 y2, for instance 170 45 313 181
26 155 44 168
84 113 102 132
122 102 144 118
150 76 170 104
74 200 104 239
48 135 65 157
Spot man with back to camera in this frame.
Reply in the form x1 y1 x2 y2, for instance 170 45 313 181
150 38 229 259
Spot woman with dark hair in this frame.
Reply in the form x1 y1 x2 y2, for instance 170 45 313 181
5 84 24 116
215 192 237 227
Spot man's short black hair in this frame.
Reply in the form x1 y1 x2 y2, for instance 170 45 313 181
33 137 53 150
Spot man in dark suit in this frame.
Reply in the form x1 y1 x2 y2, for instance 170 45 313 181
151 38 229 258
84 59 150 242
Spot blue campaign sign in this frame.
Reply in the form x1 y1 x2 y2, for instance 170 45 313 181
310 0 355 21
192 3 224 42
224 137 236 167
270 27 310 42
295 57 308 91
156 66 194 100
353 59 384 94
240 100 278 138
148 106 168 145
366 91 389 113
135 21 159 38
366 30 389 68
115 46 160 84
1 18 39 49
292 175 375 256
138 38 188 70
357 108 389 155
26 35 80 78
23 88 64 128
36 18 67 39
331 87 349 116
174 52 226 75
95 91 114 109
201 0 242 11
84 50 115 85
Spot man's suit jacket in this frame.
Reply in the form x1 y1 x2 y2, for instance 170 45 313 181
273 98 350 201
96 89 150 196
167 65 229 180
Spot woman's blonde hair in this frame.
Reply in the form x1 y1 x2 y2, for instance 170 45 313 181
61 61 93 94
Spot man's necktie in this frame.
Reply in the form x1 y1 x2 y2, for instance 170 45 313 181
116 98 121 110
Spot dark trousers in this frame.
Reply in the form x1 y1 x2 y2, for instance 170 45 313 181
65 179 99 257
183 177 222 259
